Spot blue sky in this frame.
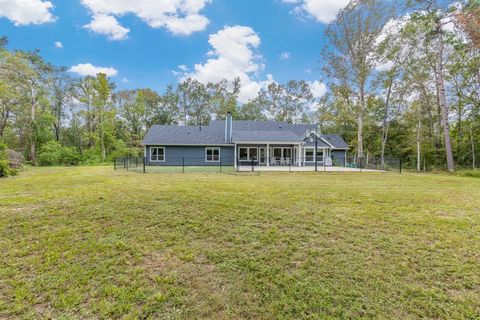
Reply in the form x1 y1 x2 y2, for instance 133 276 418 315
0 0 349 101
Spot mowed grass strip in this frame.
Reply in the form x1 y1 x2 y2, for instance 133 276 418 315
0 167 479 319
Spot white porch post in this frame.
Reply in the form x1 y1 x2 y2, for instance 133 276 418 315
234 143 237 168
297 144 301 166
267 143 270 166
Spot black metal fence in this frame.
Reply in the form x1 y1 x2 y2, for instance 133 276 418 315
114 155 402 173
114 156 235 173
236 156 402 172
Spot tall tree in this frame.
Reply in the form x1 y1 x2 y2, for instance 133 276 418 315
323 0 391 157
50 67 74 142
92 73 115 161
259 80 314 123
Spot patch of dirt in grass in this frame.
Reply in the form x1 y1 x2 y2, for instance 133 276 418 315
144 251 234 319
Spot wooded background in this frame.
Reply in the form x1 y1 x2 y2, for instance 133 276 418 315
0 0 478 172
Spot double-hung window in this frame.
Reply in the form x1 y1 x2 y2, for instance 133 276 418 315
316 149 324 161
305 148 314 162
305 148 325 162
151 147 165 162
205 147 220 162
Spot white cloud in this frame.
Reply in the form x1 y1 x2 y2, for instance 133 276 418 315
308 80 326 98
54 41 63 48
183 25 273 103
279 52 291 60
121 77 129 83
80 0 211 39
375 60 395 72
0 0 55 25
283 0 349 24
178 64 188 71
68 63 118 77
83 14 130 40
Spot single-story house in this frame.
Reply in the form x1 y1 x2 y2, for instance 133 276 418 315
142 112 348 167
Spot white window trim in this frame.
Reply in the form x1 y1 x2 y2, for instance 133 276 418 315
150 147 165 162
205 147 221 163
304 147 328 162
238 147 258 161
305 147 315 162
272 147 292 159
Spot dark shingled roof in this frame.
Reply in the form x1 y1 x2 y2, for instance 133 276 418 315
143 120 349 149
232 130 303 143
142 123 226 145
322 134 349 149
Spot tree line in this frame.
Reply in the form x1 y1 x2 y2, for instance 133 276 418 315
0 0 479 173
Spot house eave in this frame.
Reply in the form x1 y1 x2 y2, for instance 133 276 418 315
143 143 234 146
233 141 304 144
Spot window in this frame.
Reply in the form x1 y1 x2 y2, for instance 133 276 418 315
305 148 325 162
273 147 292 159
205 147 220 162
239 147 258 161
239 147 248 161
151 147 165 162
249 148 258 160
316 149 324 161
305 148 314 162
273 148 282 158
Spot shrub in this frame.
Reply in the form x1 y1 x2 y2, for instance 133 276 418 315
0 141 17 177
38 141 81 166
6 149 24 169
80 148 104 165
0 160 17 177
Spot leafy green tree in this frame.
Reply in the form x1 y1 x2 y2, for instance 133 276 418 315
92 73 115 161
258 80 314 123
323 0 392 157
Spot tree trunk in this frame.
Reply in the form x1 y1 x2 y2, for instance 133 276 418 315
30 86 36 165
471 125 476 169
101 129 106 161
357 84 365 158
435 29 455 172
0 108 9 138
417 114 421 172
381 77 393 167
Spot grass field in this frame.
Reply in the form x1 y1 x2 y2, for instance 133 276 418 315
1 167 479 319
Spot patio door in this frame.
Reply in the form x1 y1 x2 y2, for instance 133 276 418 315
259 148 267 165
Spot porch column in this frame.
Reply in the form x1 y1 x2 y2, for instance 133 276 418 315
297 144 301 166
298 145 303 167
267 143 270 166
234 143 237 168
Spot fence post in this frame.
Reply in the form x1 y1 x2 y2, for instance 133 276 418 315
114 158 116 170
126 156 129 171
219 157 222 173
251 159 254 172
182 157 185 173
123 157 126 169
143 156 146 173
399 158 402 174
236 158 239 172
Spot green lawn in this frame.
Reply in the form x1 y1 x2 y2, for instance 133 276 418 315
127 165 236 174
1 167 479 319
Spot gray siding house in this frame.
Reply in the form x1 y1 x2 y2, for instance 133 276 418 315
142 113 348 167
